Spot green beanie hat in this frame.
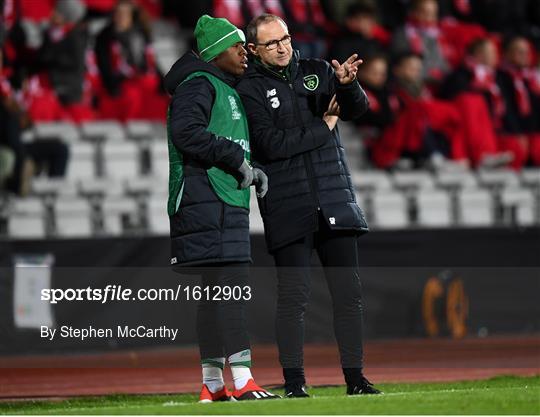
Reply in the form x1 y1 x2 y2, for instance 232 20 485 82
194 15 246 62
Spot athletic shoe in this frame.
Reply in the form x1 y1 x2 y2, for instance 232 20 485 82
284 383 310 398
346 376 382 395
232 379 281 400
199 384 232 403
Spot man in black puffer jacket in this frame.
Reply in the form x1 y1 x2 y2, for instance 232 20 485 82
236 13 380 398
165 15 278 402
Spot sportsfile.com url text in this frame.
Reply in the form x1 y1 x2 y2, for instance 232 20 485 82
40 285 252 304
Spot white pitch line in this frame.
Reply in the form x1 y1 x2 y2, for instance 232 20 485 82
3 385 533 415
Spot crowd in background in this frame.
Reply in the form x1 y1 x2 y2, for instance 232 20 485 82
1 0 540 195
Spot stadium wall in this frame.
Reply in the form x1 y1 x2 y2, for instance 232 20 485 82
0 228 538 354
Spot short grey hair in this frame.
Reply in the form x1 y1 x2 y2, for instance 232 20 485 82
245 13 288 45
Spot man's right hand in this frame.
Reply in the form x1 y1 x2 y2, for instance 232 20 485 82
238 159 254 189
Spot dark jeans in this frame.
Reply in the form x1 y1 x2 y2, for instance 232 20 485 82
0 105 68 193
196 262 251 360
273 214 364 369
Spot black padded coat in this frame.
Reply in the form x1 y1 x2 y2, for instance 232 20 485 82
236 52 369 252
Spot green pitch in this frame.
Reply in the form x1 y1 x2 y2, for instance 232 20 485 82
1 375 539 415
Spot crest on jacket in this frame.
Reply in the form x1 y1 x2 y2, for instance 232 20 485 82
303 74 319 91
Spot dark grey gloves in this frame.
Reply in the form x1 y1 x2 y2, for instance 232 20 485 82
237 159 268 198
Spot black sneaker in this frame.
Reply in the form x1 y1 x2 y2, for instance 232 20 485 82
346 376 382 395
285 383 310 398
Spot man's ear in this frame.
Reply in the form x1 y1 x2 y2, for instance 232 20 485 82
247 43 258 56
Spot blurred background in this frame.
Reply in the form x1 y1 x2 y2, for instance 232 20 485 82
0 0 538 365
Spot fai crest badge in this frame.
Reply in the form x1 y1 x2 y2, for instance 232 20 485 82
303 74 319 91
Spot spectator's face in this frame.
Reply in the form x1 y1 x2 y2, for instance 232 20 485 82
346 14 375 37
51 10 64 26
248 20 293 68
506 39 531 68
394 56 423 83
114 3 133 32
476 41 498 68
213 42 248 76
359 58 387 88
413 0 438 25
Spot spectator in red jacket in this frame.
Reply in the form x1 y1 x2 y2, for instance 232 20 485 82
439 37 515 168
94 0 167 121
497 36 540 167
370 52 468 170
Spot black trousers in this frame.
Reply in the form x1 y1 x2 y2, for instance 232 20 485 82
273 214 364 369
196 262 251 360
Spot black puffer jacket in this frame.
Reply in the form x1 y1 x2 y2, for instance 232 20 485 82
236 52 369 252
165 52 250 266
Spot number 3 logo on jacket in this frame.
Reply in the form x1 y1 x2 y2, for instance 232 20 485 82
270 96 280 108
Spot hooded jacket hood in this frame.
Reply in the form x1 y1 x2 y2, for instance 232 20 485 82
164 51 227 96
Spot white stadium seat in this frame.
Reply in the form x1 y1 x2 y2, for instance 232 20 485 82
79 178 123 197
31 178 78 197
149 140 170 179
81 121 126 142
436 171 478 189
54 198 93 237
102 141 140 179
125 121 155 141
34 122 80 143
393 171 435 189
125 176 167 195
521 168 540 188
351 170 392 191
65 142 96 180
101 198 139 236
371 191 409 228
7 198 46 238
416 190 452 227
147 193 170 235
478 169 520 188
500 188 536 226
458 188 494 226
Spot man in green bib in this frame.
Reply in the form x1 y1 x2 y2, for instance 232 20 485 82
164 15 277 402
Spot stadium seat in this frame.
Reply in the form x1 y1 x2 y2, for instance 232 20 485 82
478 169 520 188
371 191 408 228
520 168 540 189
102 141 140 179
457 188 494 226
149 140 169 179
351 170 392 191
81 121 126 142
393 171 436 190
500 188 536 226
79 178 123 197
101 197 139 236
416 190 452 227
31 178 78 197
7 198 47 238
34 122 80 143
125 176 167 196
146 193 169 235
65 142 96 180
125 121 155 141
53 198 93 237
436 171 478 189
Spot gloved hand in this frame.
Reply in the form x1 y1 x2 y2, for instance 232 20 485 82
252 168 268 198
238 159 253 189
